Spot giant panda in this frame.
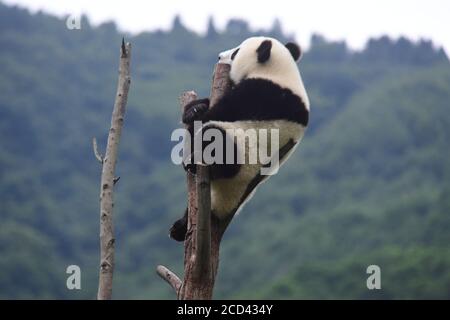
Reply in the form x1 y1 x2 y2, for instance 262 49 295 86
170 36 310 241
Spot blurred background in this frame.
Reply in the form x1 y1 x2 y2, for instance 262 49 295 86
0 0 449 299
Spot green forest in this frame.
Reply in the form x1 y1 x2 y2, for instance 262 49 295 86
0 2 449 299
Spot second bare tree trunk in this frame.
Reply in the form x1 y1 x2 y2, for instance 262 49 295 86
95 40 131 300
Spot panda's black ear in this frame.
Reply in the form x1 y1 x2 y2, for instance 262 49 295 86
285 42 301 61
256 40 272 63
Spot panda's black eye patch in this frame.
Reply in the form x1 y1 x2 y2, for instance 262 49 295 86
231 48 240 60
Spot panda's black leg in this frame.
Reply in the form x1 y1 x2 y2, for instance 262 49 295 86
204 124 241 180
182 124 241 179
181 99 209 175
182 119 241 179
169 207 188 242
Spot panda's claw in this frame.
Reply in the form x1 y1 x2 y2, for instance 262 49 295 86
182 99 210 123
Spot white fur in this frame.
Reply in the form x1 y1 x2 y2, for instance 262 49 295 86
207 120 305 218
218 48 236 65
219 36 310 111
209 36 309 219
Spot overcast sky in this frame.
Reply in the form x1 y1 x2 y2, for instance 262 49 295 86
3 0 450 53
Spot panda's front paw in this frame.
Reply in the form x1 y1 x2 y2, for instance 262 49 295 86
182 98 210 124
183 162 197 175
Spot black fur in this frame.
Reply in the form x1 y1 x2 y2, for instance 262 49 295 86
231 48 240 60
256 40 272 63
171 140 298 242
285 42 301 61
180 78 308 177
203 78 309 126
182 98 210 123
182 122 241 180
169 207 188 241
173 77 308 242
204 124 241 180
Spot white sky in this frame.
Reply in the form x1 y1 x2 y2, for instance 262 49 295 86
3 0 450 54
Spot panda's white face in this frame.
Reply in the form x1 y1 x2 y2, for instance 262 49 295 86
218 36 309 110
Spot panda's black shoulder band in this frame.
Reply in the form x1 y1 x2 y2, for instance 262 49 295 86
205 79 309 126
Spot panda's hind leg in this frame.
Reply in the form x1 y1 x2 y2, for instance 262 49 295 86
182 124 241 179
169 207 188 242
202 124 241 180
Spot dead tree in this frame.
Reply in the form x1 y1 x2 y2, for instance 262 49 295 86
93 39 131 300
157 63 232 299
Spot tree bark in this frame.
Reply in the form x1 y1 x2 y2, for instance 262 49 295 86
157 63 231 299
95 39 131 300
179 63 231 300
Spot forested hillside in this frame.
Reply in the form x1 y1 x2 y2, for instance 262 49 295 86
0 2 449 299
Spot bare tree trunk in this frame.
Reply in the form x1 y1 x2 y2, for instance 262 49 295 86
179 63 231 300
157 63 231 299
94 39 131 300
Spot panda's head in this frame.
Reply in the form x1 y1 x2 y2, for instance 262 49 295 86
218 36 307 104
